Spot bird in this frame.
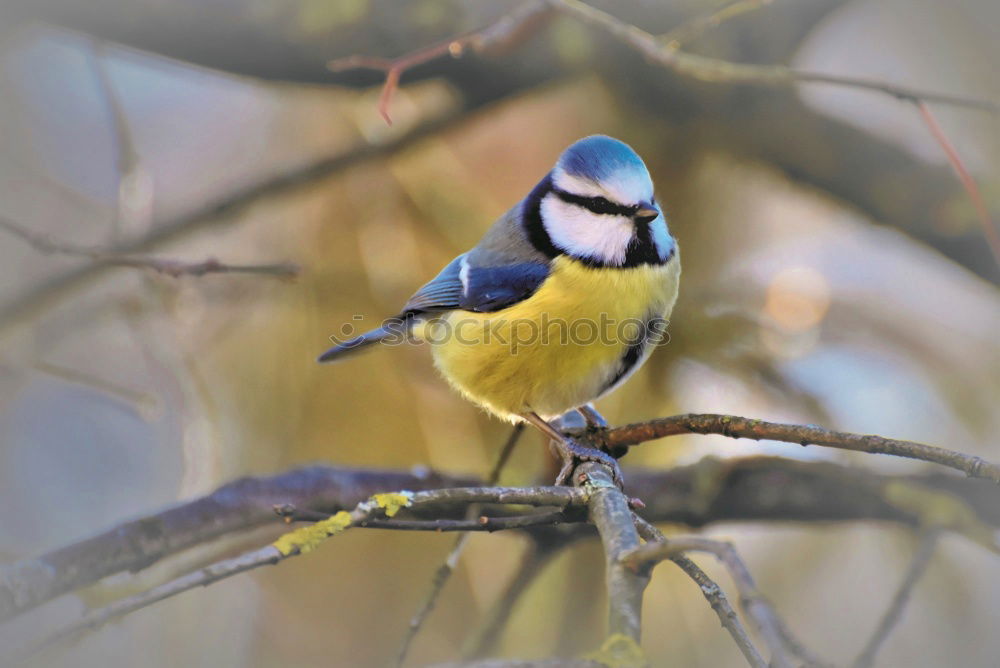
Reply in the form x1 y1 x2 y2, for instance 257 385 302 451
319 135 680 486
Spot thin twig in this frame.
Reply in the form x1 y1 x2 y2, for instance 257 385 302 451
632 518 766 668
624 532 830 668
327 1 554 124
360 511 573 532
0 216 298 279
605 413 1000 484
916 101 1000 268
394 425 526 667
853 530 942 668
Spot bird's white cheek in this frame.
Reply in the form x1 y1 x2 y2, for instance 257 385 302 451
541 196 634 265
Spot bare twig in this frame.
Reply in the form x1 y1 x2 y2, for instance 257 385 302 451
852 530 942 668
632 518 766 668
361 511 573 532
331 0 997 125
605 413 1000 484
916 101 1000 268
0 216 298 279
395 424 525 667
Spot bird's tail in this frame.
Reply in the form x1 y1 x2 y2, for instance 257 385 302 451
317 317 413 362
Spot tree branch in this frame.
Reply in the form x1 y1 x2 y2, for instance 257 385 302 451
604 414 1000 484
7 452 999 627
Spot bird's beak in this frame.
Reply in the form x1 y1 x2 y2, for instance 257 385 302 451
634 205 659 224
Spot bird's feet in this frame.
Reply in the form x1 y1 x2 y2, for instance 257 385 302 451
553 438 624 489
521 410 627 492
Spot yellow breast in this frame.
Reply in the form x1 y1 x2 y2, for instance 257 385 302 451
425 254 680 420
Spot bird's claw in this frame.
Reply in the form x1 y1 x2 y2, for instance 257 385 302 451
553 438 625 490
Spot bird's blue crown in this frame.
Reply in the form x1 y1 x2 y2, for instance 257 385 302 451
555 135 653 203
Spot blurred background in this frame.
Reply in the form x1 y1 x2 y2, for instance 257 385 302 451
0 0 998 666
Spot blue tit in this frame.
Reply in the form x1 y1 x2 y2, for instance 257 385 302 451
320 135 680 485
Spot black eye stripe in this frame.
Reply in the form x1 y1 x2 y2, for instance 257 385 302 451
553 188 638 217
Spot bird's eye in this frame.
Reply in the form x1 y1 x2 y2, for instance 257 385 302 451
593 196 613 208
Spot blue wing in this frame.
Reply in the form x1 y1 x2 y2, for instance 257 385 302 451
401 254 549 316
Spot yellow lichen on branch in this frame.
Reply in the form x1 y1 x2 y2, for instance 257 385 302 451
270 492 413 556
372 492 414 517
272 510 353 556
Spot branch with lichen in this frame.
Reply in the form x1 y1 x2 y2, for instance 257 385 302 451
6 449 999 627
23 486 588 658
9 451 998 667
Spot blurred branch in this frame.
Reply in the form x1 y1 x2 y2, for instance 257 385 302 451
333 0 998 125
554 0 997 111
852 529 942 668
916 101 1000 269
604 413 1000 484
0 216 299 278
0 110 463 330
